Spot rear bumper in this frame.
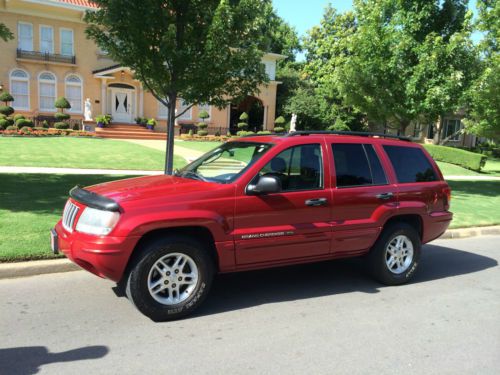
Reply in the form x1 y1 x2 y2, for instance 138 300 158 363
423 211 453 243
53 221 140 282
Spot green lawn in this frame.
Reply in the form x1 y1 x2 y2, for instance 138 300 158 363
436 159 500 177
1 173 499 261
175 140 222 153
0 174 131 261
0 137 186 170
448 180 500 228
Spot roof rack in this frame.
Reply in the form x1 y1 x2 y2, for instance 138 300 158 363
286 130 411 142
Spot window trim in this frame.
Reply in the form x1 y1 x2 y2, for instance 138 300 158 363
177 99 192 121
158 100 169 119
9 69 30 111
39 24 54 54
249 143 325 194
17 21 33 51
65 73 83 114
444 119 461 141
38 71 57 112
60 27 74 56
331 143 389 189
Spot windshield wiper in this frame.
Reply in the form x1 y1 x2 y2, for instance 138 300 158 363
178 170 208 182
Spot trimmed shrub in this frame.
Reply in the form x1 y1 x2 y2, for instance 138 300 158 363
239 112 249 121
197 130 208 136
5 116 14 126
273 126 285 133
54 97 71 110
0 119 8 129
188 129 193 137
198 110 210 121
6 125 18 131
274 116 285 126
72 123 80 130
13 114 25 122
237 122 248 130
0 92 14 105
0 106 14 116
55 112 70 121
15 119 33 127
424 144 487 171
54 122 70 130
42 120 50 129
0 113 6 120
237 130 255 137
19 126 33 134
257 130 272 135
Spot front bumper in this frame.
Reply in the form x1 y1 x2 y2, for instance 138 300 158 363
52 221 140 282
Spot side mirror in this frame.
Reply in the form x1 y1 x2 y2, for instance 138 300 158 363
247 175 282 195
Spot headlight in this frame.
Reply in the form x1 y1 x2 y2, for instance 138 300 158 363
75 207 120 235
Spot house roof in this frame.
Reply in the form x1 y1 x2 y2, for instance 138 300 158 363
55 0 97 9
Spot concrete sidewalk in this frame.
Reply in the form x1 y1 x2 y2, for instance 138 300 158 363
0 166 162 175
2 225 499 280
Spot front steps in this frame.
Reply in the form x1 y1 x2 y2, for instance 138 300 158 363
95 124 167 140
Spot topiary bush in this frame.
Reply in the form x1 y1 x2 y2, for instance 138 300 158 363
198 109 210 121
54 122 70 130
237 130 255 137
15 119 33 127
54 97 71 110
273 126 285 133
6 125 18 131
55 112 70 121
13 114 25 122
19 126 33 134
257 130 272 135
0 119 8 129
274 116 285 126
42 120 50 129
0 113 6 120
424 144 487 171
0 106 14 116
72 123 80 130
0 92 14 105
197 130 208 136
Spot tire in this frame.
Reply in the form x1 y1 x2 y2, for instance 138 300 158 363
125 235 215 321
367 222 421 285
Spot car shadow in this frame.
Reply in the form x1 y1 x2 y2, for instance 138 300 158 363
0 345 109 375
193 243 498 318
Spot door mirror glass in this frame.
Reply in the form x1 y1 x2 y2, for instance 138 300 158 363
247 175 282 195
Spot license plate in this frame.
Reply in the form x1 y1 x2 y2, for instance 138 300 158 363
50 228 59 254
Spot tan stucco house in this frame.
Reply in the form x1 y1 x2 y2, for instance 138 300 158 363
0 0 285 134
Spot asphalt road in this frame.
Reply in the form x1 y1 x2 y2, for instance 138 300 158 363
1 236 499 375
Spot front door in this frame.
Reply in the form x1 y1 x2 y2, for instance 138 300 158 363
234 143 332 265
112 90 132 123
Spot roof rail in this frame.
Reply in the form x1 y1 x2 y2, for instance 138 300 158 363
286 130 411 142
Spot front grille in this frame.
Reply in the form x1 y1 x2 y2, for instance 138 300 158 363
62 200 80 232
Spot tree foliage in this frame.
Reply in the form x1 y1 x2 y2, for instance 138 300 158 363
85 0 270 173
0 23 14 42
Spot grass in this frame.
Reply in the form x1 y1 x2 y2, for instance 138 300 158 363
0 137 186 170
436 159 500 177
1 173 499 261
0 174 131 262
175 139 222 153
448 180 500 228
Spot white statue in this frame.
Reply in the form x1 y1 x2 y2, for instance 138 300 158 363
290 113 297 132
174 108 179 126
84 98 92 121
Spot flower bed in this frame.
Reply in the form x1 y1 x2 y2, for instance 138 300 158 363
0 127 96 137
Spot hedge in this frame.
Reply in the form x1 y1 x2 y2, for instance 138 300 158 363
424 144 487 172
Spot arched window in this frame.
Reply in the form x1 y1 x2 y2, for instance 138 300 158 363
65 74 82 113
10 69 30 110
38 72 56 112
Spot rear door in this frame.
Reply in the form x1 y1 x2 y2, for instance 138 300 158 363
234 141 332 265
329 142 398 256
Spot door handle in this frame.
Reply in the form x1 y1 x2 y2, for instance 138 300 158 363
305 198 328 206
376 192 394 200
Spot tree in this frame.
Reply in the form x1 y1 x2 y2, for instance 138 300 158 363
0 23 13 42
85 0 270 174
336 0 478 134
464 0 500 139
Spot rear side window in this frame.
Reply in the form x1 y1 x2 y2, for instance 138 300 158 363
383 145 437 183
332 143 387 187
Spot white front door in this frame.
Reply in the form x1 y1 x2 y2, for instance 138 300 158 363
112 90 132 123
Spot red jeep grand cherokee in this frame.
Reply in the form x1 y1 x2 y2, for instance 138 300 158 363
52 131 452 321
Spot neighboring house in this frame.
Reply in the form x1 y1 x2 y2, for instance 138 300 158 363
0 0 285 133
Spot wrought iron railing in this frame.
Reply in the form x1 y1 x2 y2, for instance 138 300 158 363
17 49 76 64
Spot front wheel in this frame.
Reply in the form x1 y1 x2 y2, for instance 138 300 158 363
125 236 214 321
368 223 421 285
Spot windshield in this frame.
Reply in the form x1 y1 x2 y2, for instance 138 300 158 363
176 141 273 184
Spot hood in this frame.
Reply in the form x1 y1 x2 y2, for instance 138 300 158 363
86 175 219 204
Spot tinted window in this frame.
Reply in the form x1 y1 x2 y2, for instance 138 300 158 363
383 145 437 183
332 143 387 187
259 144 323 191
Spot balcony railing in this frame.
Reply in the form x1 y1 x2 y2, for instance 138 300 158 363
17 49 76 64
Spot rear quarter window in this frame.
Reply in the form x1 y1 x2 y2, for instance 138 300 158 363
383 145 438 183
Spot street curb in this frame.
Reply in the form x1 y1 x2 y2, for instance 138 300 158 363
0 258 80 280
1 225 500 280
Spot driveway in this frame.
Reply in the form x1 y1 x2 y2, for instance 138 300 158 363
1 235 499 374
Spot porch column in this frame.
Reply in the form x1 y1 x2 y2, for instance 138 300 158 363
226 104 231 131
263 105 269 130
101 80 107 114
139 84 144 117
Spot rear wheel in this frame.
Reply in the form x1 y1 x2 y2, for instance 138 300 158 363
125 236 214 321
368 223 421 285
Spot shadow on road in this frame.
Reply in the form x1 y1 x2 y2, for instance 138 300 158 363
0 345 109 375
194 243 497 318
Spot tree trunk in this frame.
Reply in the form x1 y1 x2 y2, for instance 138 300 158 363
165 93 177 175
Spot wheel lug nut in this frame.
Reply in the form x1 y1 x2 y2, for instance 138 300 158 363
175 269 179 274
172 283 176 288
178 277 182 281
164 280 169 285
166 271 170 276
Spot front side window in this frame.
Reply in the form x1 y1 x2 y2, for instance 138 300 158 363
258 144 323 191
65 75 82 112
18 22 33 51
39 72 56 112
10 69 30 110
178 141 273 183
178 99 192 120
158 101 168 119
332 143 387 188
40 25 54 53
60 29 74 56
444 119 461 141
384 145 437 183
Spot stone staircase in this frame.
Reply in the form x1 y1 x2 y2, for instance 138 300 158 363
95 124 167 140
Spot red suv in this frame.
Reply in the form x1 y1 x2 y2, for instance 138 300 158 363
51 131 452 321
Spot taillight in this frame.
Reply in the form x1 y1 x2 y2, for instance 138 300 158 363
442 186 451 210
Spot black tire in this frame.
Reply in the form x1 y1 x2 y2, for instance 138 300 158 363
367 222 421 285
125 235 215 321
